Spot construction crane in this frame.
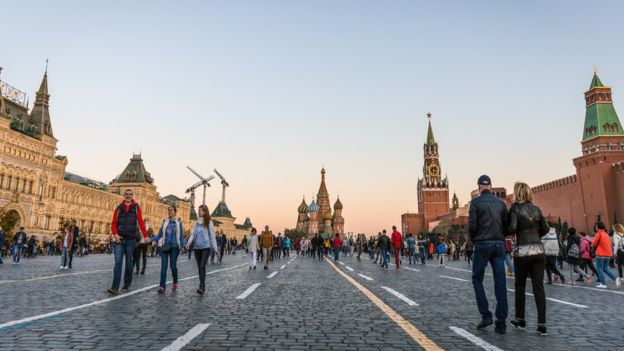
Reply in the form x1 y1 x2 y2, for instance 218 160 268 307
213 168 230 204
185 166 215 209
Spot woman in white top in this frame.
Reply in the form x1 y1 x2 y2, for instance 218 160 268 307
613 223 624 287
247 228 259 270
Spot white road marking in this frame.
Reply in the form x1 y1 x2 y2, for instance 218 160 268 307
0 261 189 284
444 266 472 273
449 326 504 351
280 265 286 270
161 323 211 351
358 274 373 281
345 266 354 272
557 282 624 296
440 275 470 282
236 283 262 300
338 261 345 266
404 267 420 272
507 289 589 308
0 263 247 330
381 286 419 306
267 271 278 279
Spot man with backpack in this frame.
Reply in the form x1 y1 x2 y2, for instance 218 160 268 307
566 228 591 285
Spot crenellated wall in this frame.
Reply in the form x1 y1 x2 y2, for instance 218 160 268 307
532 174 586 229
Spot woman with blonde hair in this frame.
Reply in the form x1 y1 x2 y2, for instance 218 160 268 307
507 182 549 336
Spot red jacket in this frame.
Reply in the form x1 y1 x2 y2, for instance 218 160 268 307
110 200 149 238
592 230 612 257
333 236 343 249
391 230 403 249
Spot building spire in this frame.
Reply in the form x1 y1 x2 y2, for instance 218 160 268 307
426 112 435 145
30 64 53 138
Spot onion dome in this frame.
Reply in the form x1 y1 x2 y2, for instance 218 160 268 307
308 200 318 212
334 197 343 210
298 198 308 214
323 211 333 221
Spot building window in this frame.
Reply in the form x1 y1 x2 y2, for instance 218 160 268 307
44 215 51 230
12 177 18 191
28 181 33 194
21 179 26 192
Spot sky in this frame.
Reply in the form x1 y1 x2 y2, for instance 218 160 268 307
2 0 624 234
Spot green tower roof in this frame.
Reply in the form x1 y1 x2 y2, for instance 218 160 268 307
589 73 605 90
582 73 624 142
426 120 435 145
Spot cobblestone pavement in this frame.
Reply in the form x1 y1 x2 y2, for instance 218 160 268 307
1 252 623 350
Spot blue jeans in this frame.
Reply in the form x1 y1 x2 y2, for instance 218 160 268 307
13 244 22 263
61 247 69 267
381 249 388 268
112 239 136 289
472 241 508 328
334 248 339 261
408 248 415 264
160 247 180 288
596 257 617 284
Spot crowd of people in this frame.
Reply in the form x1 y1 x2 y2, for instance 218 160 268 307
4 180 623 341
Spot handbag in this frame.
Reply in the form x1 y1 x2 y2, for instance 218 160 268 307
513 243 544 257
161 243 172 253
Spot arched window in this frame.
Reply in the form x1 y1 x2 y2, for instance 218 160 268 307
604 123 611 132
612 123 619 132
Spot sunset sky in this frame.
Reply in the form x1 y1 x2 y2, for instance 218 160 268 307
3 1 624 234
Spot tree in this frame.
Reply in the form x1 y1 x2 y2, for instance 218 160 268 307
284 228 306 240
0 211 20 241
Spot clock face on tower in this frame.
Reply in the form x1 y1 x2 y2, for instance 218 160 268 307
427 163 440 178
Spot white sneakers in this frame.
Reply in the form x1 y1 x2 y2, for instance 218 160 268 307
59 266 68 269
617 277 622 288
596 284 607 289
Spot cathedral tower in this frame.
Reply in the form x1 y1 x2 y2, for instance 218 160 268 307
296 197 309 232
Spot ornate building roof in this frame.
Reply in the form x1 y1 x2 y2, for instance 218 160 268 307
64 172 109 190
308 199 318 212
212 201 234 218
243 217 253 227
582 72 624 142
111 153 155 184
298 197 309 213
29 70 54 138
334 197 343 210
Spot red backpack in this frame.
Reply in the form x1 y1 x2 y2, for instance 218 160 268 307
504 237 513 253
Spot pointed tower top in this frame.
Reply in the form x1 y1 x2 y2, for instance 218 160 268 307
298 196 309 214
30 65 54 138
426 113 436 145
589 72 605 90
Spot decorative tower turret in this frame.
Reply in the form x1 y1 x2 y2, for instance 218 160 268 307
332 197 344 235
29 67 54 138
452 192 459 211
296 197 309 232
308 199 319 236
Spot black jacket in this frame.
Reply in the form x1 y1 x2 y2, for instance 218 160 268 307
377 235 391 250
468 190 509 242
508 202 549 245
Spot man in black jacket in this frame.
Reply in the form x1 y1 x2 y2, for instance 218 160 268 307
468 175 509 334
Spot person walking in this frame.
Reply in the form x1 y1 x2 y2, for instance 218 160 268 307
542 227 566 284
260 226 274 270
593 222 620 288
59 226 73 269
332 233 343 261
218 230 227 263
12 227 27 265
151 206 184 293
613 224 624 287
356 234 364 262
186 205 219 295
67 220 79 269
391 226 402 270
579 231 599 279
378 230 391 270
507 182 549 336
437 238 447 267
468 175 509 334
247 228 259 270
107 189 150 295
564 228 591 285
406 233 416 265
